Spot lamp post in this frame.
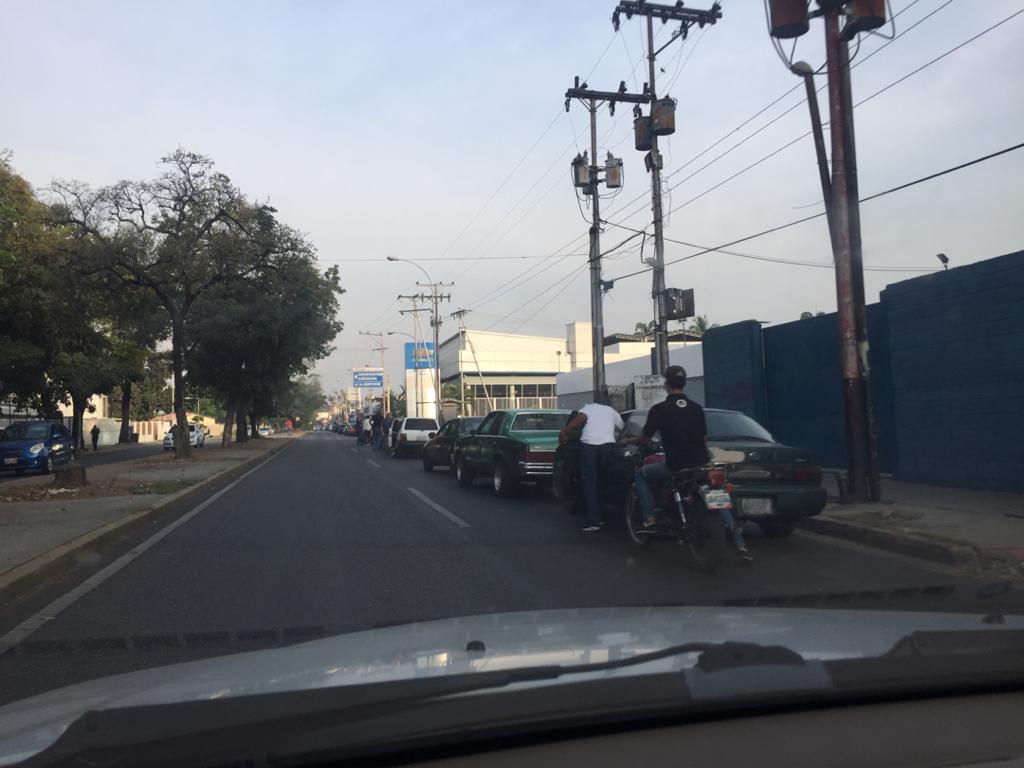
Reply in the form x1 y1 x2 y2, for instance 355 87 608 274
387 256 447 423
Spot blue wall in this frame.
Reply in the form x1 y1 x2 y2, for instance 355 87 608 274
702 250 1024 493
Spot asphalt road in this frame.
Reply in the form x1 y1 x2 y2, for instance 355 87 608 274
0 432 1020 705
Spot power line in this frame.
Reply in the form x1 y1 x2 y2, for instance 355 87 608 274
604 139 1024 282
484 262 589 332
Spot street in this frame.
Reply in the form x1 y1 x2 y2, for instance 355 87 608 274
0 432 1018 705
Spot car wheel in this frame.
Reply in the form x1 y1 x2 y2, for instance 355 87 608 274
447 451 456 473
493 460 518 498
456 455 475 486
45 455 54 474
757 521 796 539
422 453 434 472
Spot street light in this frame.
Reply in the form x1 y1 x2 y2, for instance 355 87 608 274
386 256 443 424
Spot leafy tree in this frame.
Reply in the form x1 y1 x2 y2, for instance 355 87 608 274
686 314 718 338
633 320 655 337
800 310 826 319
51 150 271 457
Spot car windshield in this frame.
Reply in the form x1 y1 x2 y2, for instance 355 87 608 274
706 411 774 443
2 2 1022 763
509 412 569 431
0 422 50 440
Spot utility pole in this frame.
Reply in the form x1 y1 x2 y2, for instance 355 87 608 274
358 331 389 414
766 0 882 503
398 300 431 418
399 285 452 424
452 308 492 413
449 308 469 415
613 0 723 374
566 78 643 403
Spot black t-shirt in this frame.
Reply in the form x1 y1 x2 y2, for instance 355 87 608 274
371 413 383 429
642 394 709 471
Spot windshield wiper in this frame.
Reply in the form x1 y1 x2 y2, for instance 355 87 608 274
25 641 801 767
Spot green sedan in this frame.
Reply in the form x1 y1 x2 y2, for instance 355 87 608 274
453 409 570 497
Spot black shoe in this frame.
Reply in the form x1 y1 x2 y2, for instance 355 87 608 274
736 544 754 563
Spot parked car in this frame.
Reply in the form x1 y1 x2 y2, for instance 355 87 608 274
258 426 271 437
389 417 439 458
552 407 827 537
453 409 570 496
422 416 483 472
162 423 206 450
0 420 74 475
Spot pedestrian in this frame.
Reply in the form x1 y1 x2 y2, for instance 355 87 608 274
371 410 384 450
362 415 372 446
559 400 623 532
90 423 100 451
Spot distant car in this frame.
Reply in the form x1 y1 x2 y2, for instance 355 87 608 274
162 424 206 450
0 420 74 475
258 427 271 437
453 409 569 496
422 416 483 472
389 417 439 458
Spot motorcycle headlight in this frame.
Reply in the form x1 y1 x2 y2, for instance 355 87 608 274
29 443 45 455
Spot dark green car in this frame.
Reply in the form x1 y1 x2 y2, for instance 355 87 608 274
453 409 570 497
553 407 827 538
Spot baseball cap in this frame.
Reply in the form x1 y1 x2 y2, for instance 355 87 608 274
664 365 687 387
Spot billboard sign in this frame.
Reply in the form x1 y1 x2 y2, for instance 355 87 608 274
353 370 384 388
404 341 435 370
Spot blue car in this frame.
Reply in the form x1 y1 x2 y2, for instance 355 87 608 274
0 420 75 475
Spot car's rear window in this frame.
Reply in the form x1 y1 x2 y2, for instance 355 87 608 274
509 412 568 431
706 411 774 442
404 419 438 431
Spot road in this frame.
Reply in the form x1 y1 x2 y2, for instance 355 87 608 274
0 432 1019 705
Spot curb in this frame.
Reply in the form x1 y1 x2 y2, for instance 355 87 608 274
798 515 978 566
0 438 296 604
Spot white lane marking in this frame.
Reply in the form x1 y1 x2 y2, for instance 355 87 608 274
0 441 294 656
407 488 471 529
366 459 381 468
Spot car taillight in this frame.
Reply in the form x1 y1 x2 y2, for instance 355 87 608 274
706 467 727 489
399 433 407 442
795 467 821 483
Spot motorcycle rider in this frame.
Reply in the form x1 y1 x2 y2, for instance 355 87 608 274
620 365 752 563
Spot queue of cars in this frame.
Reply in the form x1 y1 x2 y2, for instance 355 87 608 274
400 406 827 535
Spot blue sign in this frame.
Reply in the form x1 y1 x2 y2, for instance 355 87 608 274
404 341 435 370
352 371 384 388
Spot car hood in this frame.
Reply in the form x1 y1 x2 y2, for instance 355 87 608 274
0 606 1020 763
0 439 44 452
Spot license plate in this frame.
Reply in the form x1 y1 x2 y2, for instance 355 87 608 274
703 489 733 510
3 458 17 465
742 497 774 516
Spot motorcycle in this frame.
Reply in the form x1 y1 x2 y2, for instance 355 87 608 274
622 447 728 573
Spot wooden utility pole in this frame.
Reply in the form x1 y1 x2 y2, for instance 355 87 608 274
613 0 722 373
565 79 649 402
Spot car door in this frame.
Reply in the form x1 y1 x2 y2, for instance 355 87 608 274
436 420 458 463
461 412 496 468
476 411 506 475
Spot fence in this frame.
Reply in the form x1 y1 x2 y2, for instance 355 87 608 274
468 396 559 416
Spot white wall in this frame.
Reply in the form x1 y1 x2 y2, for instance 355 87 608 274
440 329 566 379
557 343 705 406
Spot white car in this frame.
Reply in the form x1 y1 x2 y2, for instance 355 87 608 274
388 417 439 458
163 424 206 450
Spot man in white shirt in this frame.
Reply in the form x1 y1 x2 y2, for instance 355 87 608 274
559 402 624 532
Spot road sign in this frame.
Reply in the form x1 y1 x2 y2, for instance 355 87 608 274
353 371 384 388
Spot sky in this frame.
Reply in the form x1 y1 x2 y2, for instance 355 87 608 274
4 0 1024 398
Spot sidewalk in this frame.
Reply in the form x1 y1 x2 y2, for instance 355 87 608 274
802 475 1024 574
0 435 295 601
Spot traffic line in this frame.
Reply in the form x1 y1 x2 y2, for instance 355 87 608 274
407 488 471 529
0 441 294 656
366 459 381 468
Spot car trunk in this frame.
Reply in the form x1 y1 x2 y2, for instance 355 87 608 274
709 440 821 485
516 432 559 456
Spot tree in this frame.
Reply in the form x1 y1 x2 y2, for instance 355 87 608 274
686 315 717 338
52 150 275 458
800 310 826 319
633 320 655 337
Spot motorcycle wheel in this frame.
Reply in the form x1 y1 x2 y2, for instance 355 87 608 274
623 486 651 549
680 498 726 572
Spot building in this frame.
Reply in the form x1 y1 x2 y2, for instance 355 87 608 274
435 322 699 416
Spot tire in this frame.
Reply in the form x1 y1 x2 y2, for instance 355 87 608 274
456 455 475 486
758 521 796 539
422 452 434 472
493 460 518 498
45 455 54 474
681 499 726 573
447 451 456 474
624 486 651 549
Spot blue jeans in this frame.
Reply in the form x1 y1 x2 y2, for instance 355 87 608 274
634 462 745 545
372 428 383 449
580 443 615 526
